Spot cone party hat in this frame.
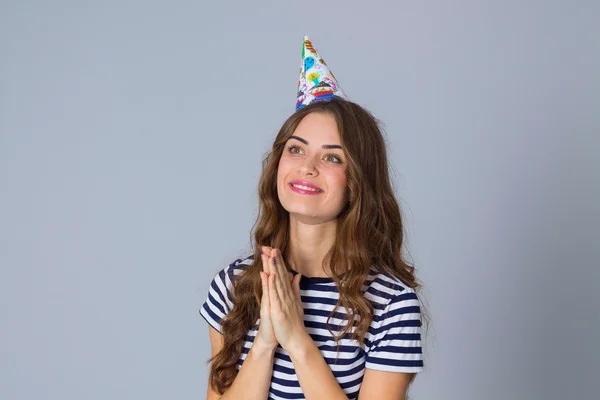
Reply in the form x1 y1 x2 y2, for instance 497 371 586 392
296 35 347 111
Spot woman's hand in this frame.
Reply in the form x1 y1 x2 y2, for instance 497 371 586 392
261 246 309 353
255 252 279 350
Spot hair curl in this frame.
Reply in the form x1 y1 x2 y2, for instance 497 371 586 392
207 97 430 394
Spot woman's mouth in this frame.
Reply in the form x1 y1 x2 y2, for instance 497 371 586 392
289 183 324 195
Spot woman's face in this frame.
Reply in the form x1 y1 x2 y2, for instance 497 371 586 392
276 112 349 223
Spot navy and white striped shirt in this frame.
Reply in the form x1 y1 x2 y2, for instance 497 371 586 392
200 255 424 400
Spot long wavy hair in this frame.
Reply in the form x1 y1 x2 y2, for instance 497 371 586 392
207 97 430 394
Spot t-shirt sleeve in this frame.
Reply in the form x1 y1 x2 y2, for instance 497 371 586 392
365 289 425 373
199 264 235 334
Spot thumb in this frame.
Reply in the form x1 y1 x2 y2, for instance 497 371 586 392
293 273 302 299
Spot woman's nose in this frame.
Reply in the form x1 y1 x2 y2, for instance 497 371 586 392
297 158 318 175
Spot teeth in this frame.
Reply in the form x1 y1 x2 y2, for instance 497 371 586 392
292 184 319 192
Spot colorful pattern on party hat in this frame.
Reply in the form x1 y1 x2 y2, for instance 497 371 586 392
296 35 347 111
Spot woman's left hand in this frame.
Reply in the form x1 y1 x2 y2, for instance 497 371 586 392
260 246 309 353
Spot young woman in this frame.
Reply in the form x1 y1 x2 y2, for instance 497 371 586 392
200 37 428 400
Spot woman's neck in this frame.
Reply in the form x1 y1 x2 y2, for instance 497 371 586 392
284 215 337 278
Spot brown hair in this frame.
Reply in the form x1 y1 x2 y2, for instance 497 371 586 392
207 97 430 394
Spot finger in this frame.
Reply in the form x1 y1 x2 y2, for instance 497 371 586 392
293 273 302 300
270 249 282 277
261 245 273 258
261 254 269 274
260 271 270 307
272 252 292 293
267 254 275 275
272 254 292 296
271 256 285 300
268 272 281 311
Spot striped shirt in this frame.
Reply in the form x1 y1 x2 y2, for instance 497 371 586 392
200 255 424 400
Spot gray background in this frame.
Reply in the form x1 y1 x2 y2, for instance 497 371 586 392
1 1 599 399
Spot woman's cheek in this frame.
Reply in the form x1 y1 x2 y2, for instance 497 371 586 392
278 156 297 172
333 169 347 187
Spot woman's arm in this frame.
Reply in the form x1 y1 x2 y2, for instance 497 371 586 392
207 326 276 400
287 335 349 400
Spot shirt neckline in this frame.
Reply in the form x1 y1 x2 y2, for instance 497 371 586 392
290 269 347 285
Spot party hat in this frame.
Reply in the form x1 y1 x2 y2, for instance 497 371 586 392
296 35 347 111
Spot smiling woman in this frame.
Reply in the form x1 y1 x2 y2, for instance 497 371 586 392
277 112 349 224
199 36 429 400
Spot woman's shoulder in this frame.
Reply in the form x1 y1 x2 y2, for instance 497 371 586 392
200 253 256 333
363 265 419 307
217 253 255 280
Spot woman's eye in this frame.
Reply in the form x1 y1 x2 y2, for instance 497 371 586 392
287 145 342 164
325 154 341 164
287 145 302 154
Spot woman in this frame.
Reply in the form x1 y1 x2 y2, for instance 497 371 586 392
200 36 428 400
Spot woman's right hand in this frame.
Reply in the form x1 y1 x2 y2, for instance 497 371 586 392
255 252 292 351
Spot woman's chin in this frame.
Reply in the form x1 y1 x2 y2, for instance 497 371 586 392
286 208 341 224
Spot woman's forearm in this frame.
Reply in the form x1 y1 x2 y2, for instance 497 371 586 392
288 335 348 400
220 340 276 400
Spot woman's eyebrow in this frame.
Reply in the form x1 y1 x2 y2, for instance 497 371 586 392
289 135 343 150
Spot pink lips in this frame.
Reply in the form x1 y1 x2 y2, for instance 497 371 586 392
289 180 324 195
